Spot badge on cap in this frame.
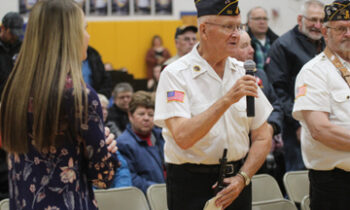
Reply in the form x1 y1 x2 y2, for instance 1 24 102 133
324 1 350 22
195 0 240 17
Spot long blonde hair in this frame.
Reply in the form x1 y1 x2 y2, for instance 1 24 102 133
0 0 87 153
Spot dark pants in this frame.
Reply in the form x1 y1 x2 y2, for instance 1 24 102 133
166 162 252 210
282 123 305 171
309 168 350 210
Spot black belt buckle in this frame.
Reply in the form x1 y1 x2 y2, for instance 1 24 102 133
225 163 234 175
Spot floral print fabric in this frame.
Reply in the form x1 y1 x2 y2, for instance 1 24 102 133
8 84 118 210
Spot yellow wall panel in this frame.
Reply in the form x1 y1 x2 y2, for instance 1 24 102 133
87 20 182 79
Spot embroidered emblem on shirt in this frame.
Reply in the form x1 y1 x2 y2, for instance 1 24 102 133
296 84 307 99
193 65 201 72
167 90 185 102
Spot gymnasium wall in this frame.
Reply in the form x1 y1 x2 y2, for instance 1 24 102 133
87 20 182 79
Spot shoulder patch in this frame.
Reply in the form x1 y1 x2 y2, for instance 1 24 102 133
167 90 185 103
296 84 307 99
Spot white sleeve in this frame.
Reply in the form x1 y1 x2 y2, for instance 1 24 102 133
154 69 191 128
293 67 330 122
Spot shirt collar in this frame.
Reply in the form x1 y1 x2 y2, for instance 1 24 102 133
190 43 238 79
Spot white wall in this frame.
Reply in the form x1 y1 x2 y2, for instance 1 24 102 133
0 0 18 22
0 0 334 35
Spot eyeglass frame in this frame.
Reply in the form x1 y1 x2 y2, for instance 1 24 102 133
204 22 243 34
302 15 324 24
250 17 269 22
176 36 197 42
326 25 350 35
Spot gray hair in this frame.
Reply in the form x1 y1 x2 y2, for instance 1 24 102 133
97 93 109 106
112 82 133 98
197 15 211 28
301 0 324 16
247 7 268 20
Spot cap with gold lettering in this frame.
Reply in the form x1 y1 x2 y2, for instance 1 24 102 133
324 0 350 22
194 0 240 17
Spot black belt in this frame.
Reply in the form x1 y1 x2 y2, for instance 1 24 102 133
167 159 244 176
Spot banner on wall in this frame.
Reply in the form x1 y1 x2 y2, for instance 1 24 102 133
19 0 172 16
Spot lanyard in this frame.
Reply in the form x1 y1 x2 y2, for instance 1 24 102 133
323 47 350 88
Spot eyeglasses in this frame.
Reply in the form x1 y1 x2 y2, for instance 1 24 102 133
250 17 269 21
178 37 197 42
205 22 242 33
303 15 324 24
326 26 350 35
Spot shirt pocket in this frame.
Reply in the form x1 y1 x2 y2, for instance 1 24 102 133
330 90 350 119
331 90 350 103
232 98 247 116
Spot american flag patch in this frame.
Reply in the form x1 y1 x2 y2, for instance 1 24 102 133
296 84 307 99
167 90 185 102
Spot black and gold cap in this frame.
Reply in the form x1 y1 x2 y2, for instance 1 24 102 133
324 0 350 22
194 0 240 17
175 25 198 38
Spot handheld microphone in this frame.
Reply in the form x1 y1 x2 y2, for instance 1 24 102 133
244 60 256 117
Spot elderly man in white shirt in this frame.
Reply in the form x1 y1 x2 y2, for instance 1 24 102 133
292 1 350 209
154 0 272 209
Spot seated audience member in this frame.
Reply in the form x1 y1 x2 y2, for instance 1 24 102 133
98 94 132 188
98 93 122 137
104 62 114 71
145 35 171 79
117 91 165 193
83 46 113 98
109 150 132 188
147 64 162 92
231 31 286 193
108 82 133 133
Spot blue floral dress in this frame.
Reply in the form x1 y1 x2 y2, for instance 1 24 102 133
8 82 118 210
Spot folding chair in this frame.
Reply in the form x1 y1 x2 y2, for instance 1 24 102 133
0 198 9 210
252 198 298 210
94 187 150 210
283 170 309 204
252 174 284 202
146 184 168 210
301 195 310 210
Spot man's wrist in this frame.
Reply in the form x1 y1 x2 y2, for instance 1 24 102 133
236 173 246 186
237 170 251 186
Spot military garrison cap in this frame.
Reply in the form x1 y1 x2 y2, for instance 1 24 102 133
324 0 350 22
194 0 240 17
